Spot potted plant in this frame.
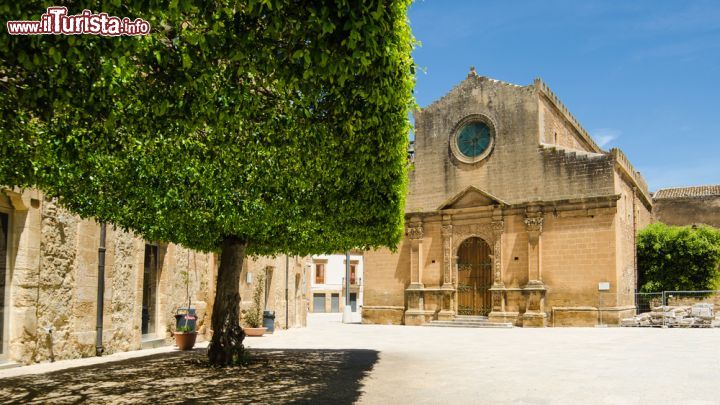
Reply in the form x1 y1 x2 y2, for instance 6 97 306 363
174 264 198 350
174 324 197 350
243 272 267 336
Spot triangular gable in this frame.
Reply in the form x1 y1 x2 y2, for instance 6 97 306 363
437 186 507 210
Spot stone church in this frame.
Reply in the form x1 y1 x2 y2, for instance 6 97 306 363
363 69 653 327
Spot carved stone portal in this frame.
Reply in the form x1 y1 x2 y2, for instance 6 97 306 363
441 220 505 318
450 221 504 287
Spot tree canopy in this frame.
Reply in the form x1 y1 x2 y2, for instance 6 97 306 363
0 0 415 255
637 223 720 292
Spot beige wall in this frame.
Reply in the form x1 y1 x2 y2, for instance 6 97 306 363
364 206 631 326
408 76 539 212
2 190 217 364
408 76 616 215
362 244 409 324
501 215 529 289
238 255 309 330
653 196 720 228
542 212 616 306
1 189 308 364
539 96 590 151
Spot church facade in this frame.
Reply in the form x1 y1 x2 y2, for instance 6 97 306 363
362 69 653 327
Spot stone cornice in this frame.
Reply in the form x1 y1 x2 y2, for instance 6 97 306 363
406 194 621 222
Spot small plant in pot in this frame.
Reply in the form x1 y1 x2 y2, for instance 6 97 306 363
174 323 197 350
244 272 267 337
174 266 198 350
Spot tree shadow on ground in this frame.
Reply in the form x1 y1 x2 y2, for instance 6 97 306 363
0 348 379 404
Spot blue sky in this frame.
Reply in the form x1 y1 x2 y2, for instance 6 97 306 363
407 0 720 191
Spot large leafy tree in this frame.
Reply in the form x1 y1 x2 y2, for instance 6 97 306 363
637 223 720 293
0 0 415 365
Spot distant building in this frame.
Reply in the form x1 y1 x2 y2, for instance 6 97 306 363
310 253 363 319
653 185 720 228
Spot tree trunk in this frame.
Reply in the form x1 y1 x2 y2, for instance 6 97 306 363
208 237 247 366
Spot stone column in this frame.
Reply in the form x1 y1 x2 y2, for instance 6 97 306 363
441 224 453 288
491 220 504 285
489 220 510 323
438 222 455 320
522 213 547 327
404 220 430 325
407 221 424 289
525 217 543 282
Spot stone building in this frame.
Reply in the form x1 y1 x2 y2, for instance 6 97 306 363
240 254 310 331
0 188 309 365
652 185 720 228
362 69 653 327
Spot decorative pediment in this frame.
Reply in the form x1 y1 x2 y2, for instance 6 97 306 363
437 186 507 211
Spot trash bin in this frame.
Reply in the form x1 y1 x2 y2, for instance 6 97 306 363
175 308 197 332
262 310 275 334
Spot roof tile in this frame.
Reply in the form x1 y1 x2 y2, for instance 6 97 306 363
653 185 720 199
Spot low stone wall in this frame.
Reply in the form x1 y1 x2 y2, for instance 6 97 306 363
552 306 636 327
361 306 404 325
551 307 598 327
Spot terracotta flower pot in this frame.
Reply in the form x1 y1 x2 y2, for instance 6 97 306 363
175 332 198 350
244 327 267 337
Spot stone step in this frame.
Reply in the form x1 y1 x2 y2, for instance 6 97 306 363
426 320 513 328
434 319 490 325
454 315 489 321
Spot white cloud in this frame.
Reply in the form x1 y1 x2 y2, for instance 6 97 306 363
592 128 621 148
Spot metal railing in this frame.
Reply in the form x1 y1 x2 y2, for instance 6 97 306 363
636 292 663 315
616 290 720 328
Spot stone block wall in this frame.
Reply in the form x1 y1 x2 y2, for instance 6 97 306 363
362 245 409 324
1 192 218 364
501 215 530 289
0 189 309 364
541 212 616 304
407 75 619 216
408 75 540 212
653 196 720 228
540 96 587 150
238 255 310 331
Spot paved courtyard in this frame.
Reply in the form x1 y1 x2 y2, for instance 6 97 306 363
1 314 719 404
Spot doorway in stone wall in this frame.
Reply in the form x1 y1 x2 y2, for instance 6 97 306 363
141 244 159 336
456 237 492 316
0 213 8 356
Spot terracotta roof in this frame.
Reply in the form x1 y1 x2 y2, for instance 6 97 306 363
653 185 720 199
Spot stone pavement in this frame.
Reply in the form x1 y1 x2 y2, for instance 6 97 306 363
2 314 720 404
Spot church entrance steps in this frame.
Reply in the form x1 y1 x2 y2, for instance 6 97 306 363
454 315 488 322
424 316 513 328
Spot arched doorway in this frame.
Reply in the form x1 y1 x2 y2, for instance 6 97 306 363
456 237 492 316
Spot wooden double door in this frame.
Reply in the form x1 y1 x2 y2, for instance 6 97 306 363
456 237 492 316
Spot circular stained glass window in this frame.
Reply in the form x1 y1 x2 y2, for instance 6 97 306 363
456 122 492 158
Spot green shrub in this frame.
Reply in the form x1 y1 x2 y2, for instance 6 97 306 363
637 223 720 292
